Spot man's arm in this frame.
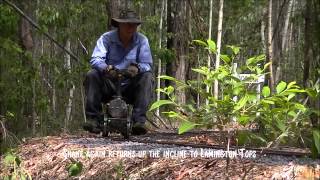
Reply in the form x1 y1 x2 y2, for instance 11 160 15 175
137 37 153 72
90 35 108 72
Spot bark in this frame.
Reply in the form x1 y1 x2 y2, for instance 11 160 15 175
267 0 275 92
165 0 174 88
303 0 311 87
64 40 75 131
206 0 213 106
282 0 294 51
156 0 165 116
261 7 267 54
174 0 187 105
18 1 36 135
214 0 224 99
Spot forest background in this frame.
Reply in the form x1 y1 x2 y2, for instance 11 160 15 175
0 0 319 152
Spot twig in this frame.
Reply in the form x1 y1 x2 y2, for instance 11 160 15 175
146 118 160 129
0 116 8 141
152 112 170 129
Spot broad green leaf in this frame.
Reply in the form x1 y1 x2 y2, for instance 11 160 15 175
246 55 265 65
287 81 297 89
6 111 14 118
261 99 275 104
287 93 295 101
275 119 286 132
166 86 174 94
288 111 297 117
159 75 177 81
238 116 250 126
227 45 240 55
4 154 15 166
312 129 320 154
285 89 305 93
149 100 175 111
220 54 231 64
276 81 287 94
192 40 207 47
178 121 196 134
192 68 208 75
207 39 216 52
262 86 270 97
294 103 306 112
159 75 187 87
306 88 317 98
234 95 248 111
68 162 83 177
233 87 242 96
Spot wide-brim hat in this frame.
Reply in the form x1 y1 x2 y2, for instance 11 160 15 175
111 10 142 27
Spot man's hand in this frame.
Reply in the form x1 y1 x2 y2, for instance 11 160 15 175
127 64 139 78
104 65 118 80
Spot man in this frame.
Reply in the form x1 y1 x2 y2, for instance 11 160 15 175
83 10 153 135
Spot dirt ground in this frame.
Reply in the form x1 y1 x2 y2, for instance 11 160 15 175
0 132 319 180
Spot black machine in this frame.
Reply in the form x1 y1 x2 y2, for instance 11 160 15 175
101 70 133 139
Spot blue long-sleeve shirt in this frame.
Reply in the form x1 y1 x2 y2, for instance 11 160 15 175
90 30 153 73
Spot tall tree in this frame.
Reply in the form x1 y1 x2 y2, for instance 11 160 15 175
156 0 165 116
303 0 311 87
206 0 213 106
267 0 275 91
214 0 224 99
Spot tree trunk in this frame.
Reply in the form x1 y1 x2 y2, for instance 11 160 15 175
174 0 187 105
282 0 294 51
156 0 165 116
267 0 275 92
18 1 36 135
166 0 174 88
303 0 311 87
206 0 213 106
214 0 224 99
64 40 75 132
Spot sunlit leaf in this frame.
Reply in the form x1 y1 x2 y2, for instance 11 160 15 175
149 100 175 111
313 129 320 154
234 95 248 111
261 99 275 104
275 119 286 132
287 93 295 101
276 81 287 94
207 39 216 52
68 162 83 177
287 81 297 89
192 40 207 47
178 121 196 134
192 68 207 75
227 45 240 55
220 54 231 64
262 86 270 97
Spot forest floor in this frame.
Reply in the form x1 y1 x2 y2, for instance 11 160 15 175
0 130 319 180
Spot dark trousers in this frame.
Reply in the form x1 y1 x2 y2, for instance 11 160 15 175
84 69 153 124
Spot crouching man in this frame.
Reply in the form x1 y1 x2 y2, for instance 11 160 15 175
83 10 153 135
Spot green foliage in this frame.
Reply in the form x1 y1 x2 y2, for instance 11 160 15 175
67 161 83 177
1 151 32 180
114 161 127 179
178 121 197 134
150 39 318 152
313 129 320 154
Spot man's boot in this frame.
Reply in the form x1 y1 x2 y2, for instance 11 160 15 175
131 122 147 135
83 119 101 134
